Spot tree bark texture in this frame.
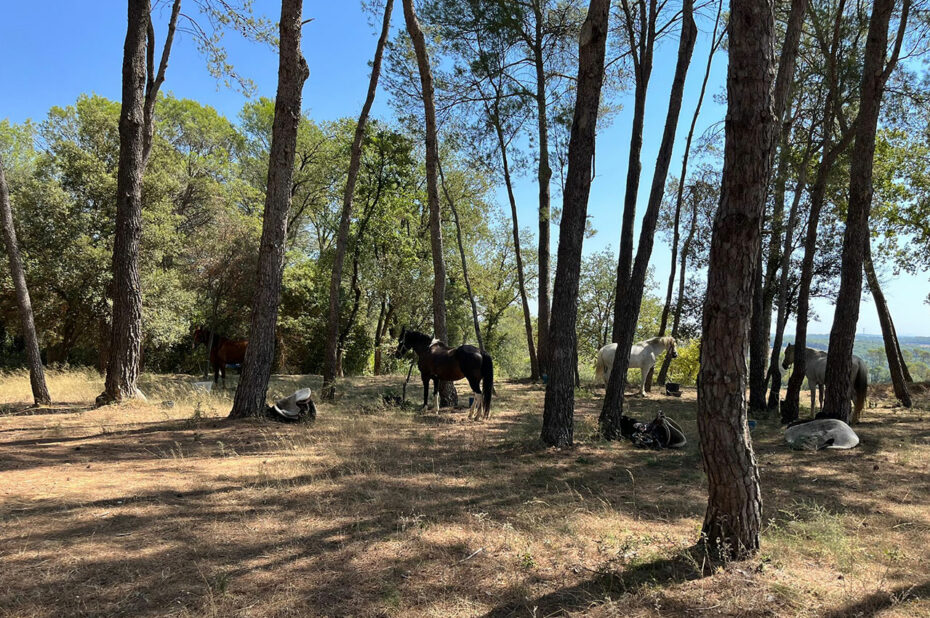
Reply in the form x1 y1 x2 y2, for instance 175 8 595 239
540 0 611 448
403 0 456 406
229 0 308 418
101 0 151 405
612 0 656 344
532 4 552 377
0 160 51 406
697 0 775 559
748 0 808 412
600 0 696 439
322 0 393 399
822 0 898 422
864 242 911 407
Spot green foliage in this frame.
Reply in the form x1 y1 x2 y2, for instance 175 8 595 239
666 338 701 386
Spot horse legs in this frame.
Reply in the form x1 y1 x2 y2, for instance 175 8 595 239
432 377 440 414
214 363 220 386
466 375 482 420
640 368 648 397
810 385 817 416
421 376 430 413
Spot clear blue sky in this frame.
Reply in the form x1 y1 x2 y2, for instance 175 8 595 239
1 1 927 337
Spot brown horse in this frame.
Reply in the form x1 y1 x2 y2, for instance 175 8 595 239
395 327 493 419
192 326 248 388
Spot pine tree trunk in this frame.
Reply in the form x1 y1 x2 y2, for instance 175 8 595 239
653 1 722 389
766 156 810 410
100 0 150 405
600 0 696 439
321 0 393 399
228 0 308 418
748 0 808 412
540 0 611 448
532 5 552 377
612 0 656 344
0 160 51 406
657 192 698 385
698 0 775 560
494 118 538 378
864 242 911 407
403 0 456 406
822 0 898 422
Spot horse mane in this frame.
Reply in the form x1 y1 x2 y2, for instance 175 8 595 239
404 329 436 347
643 336 675 347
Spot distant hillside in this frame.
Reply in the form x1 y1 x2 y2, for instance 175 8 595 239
773 334 930 383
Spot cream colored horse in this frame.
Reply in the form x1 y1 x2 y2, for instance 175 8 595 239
594 336 678 396
782 343 869 423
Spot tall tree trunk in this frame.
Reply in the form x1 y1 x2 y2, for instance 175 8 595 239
766 154 810 409
532 5 552 377
612 0 657 343
100 0 151 405
541 0 611 448
0 160 51 406
493 115 538 378
822 0 906 422
782 0 853 423
439 162 483 351
657 190 698 385
403 0 456 406
100 0 180 405
864 242 911 407
321 0 393 399
657 0 722 340
748 0 808 412
698 0 775 560
228 0 308 418
600 0 696 439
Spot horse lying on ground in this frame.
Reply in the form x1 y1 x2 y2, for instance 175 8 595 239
395 327 494 419
594 336 678 396
782 343 868 423
192 326 248 389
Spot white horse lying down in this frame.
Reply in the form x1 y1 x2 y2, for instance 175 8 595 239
785 418 859 450
782 343 869 423
594 336 678 396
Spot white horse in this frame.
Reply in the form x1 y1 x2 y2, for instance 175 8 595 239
594 336 678 396
782 343 869 423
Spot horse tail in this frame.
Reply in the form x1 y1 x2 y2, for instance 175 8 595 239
853 359 868 422
594 352 605 384
481 351 494 414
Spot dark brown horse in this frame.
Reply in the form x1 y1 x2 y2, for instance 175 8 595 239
395 327 493 419
192 326 248 388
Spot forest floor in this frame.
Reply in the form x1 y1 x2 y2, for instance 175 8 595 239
1 369 929 617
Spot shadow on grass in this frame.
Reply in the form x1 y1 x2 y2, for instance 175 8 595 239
482 549 709 617
821 580 930 618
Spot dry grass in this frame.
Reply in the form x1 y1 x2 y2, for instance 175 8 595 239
1 370 929 617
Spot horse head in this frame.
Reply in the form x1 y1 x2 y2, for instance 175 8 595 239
192 326 206 350
394 326 409 358
667 337 678 359
782 343 795 369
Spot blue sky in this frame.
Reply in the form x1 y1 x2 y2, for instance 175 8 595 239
1 1 927 336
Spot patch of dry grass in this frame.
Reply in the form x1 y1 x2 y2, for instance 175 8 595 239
1 371 929 617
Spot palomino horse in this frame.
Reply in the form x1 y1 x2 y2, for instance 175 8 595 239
594 336 678 396
782 343 869 423
395 328 494 419
192 326 248 388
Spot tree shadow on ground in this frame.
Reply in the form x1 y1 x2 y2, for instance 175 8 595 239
482 549 709 617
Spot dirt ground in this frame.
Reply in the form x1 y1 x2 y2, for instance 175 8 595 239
1 370 929 617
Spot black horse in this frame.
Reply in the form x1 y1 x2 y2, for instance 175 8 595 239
395 328 494 419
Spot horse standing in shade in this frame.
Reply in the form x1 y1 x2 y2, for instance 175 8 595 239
594 336 678 396
192 326 248 388
782 343 869 423
395 328 494 419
